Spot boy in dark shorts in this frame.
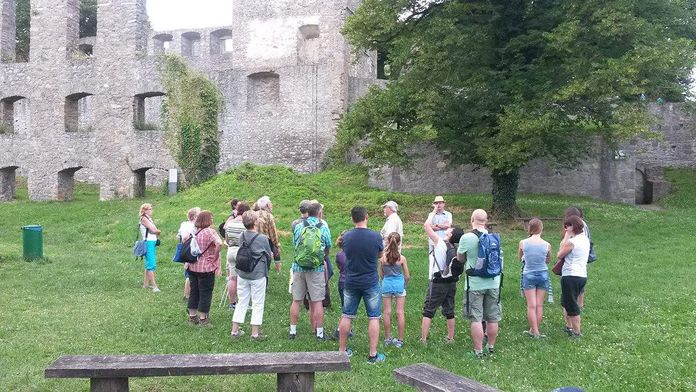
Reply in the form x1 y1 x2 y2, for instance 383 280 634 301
421 217 464 343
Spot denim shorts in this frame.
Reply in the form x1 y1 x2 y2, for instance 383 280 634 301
521 270 550 290
342 284 381 319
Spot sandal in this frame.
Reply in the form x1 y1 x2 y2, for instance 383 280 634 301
231 330 245 339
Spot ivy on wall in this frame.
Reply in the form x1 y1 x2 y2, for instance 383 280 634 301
160 54 222 187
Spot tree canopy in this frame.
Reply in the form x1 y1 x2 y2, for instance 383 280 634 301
335 0 696 218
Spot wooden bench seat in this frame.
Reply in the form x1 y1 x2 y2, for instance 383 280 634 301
394 363 500 392
45 351 350 392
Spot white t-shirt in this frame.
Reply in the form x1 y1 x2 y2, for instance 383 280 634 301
428 239 448 280
140 217 158 241
562 233 590 278
178 221 195 242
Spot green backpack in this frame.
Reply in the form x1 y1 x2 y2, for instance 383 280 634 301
294 220 324 269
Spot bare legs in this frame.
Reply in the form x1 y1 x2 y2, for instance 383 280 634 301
382 297 392 340
524 288 546 336
143 270 158 290
420 316 455 342
471 321 498 351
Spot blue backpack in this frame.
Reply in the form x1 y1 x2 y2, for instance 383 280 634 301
466 230 502 278
464 229 503 314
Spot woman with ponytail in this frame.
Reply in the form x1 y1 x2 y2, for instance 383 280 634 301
379 232 410 348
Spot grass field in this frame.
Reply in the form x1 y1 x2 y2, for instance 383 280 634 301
1 164 694 392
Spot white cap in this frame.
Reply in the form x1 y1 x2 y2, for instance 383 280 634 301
382 200 398 212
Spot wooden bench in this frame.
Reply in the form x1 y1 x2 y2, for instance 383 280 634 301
394 363 500 392
45 351 350 392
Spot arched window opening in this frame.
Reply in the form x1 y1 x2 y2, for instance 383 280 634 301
152 33 173 55
0 96 28 134
57 166 82 201
132 167 150 197
133 92 165 131
181 31 201 57
210 29 232 55
65 93 94 132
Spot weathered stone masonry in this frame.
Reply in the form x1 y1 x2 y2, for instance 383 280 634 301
0 0 376 201
0 0 693 204
370 104 695 204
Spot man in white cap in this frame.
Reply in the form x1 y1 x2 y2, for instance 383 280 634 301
380 200 403 247
428 196 453 252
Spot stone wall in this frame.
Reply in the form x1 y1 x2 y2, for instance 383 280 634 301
369 104 694 204
0 0 377 201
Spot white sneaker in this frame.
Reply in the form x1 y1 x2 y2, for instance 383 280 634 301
152 287 161 293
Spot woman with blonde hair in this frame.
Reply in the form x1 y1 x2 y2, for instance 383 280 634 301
380 232 410 348
518 218 552 338
139 203 161 292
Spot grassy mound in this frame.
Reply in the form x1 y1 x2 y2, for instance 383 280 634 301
0 164 694 391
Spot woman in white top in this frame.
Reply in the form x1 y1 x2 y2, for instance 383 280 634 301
556 215 590 337
139 203 161 292
177 207 201 300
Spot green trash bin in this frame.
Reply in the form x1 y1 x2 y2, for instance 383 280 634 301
22 225 43 261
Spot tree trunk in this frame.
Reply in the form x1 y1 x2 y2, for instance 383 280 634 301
491 169 521 220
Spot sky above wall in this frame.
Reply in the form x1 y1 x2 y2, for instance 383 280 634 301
147 0 233 31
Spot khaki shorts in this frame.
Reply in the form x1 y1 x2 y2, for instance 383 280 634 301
291 271 325 302
226 247 238 278
463 288 502 322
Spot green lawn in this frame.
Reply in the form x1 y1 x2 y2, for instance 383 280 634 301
1 164 694 391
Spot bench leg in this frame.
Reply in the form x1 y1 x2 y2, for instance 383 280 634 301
90 377 129 392
277 372 314 392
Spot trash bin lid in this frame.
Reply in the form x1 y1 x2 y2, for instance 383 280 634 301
22 225 43 231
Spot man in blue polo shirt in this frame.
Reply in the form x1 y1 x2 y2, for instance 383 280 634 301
338 206 386 363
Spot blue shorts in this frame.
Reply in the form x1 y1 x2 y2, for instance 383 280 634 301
145 240 157 271
522 270 549 290
381 275 405 297
342 284 381 319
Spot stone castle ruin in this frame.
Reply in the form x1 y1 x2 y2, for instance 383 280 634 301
0 0 694 204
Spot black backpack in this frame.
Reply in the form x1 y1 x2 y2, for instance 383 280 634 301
180 230 213 264
433 243 464 282
235 232 261 273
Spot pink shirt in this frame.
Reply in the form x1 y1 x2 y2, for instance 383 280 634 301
186 227 221 274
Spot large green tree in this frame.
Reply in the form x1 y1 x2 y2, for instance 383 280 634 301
335 0 695 218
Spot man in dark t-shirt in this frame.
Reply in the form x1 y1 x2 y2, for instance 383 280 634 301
338 206 386 364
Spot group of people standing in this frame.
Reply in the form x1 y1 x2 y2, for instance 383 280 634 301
135 195 594 362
